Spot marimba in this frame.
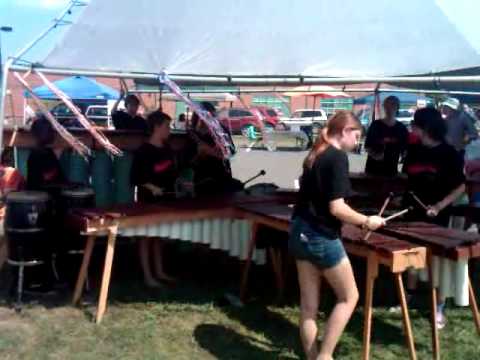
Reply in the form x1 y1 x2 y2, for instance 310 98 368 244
380 222 480 360
68 193 295 324
235 202 426 360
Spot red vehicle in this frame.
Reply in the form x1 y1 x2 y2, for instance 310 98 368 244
250 106 280 127
217 107 275 135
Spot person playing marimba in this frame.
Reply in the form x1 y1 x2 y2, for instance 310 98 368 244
188 102 242 195
403 107 466 329
290 111 386 360
27 115 67 191
131 111 177 288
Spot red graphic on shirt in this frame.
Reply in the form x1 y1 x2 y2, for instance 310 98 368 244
43 169 58 181
383 136 399 144
408 132 421 144
153 160 173 173
406 164 438 175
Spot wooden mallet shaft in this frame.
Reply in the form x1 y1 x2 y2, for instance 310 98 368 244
363 193 394 241
409 191 428 210
384 208 411 222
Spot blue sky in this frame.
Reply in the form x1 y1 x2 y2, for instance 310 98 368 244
0 0 479 65
0 0 84 63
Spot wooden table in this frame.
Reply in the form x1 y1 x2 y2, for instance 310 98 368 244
235 203 426 360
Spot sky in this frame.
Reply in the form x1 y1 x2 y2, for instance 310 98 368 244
0 0 479 66
0 0 84 63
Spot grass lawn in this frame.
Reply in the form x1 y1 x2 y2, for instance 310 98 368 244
0 243 479 359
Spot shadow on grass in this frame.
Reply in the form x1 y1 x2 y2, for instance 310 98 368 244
194 324 277 359
218 304 303 358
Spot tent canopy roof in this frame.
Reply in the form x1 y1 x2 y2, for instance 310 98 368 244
37 0 480 84
25 75 119 100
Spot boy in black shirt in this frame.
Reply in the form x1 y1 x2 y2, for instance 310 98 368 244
112 91 148 132
27 115 67 191
365 96 409 176
131 111 176 287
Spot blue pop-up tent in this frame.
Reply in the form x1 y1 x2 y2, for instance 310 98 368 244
25 76 119 100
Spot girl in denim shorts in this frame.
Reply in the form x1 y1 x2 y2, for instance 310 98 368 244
289 111 385 360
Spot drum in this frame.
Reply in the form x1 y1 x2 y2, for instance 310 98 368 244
59 187 95 251
60 150 90 185
59 187 95 214
113 152 135 205
91 150 113 207
5 191 51 262
14 148 30 179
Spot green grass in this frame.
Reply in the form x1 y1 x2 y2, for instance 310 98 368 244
0 245 479 359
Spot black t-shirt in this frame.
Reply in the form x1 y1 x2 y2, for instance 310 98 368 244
293 146 352 239
27 148 66 191
131 143 178 203
402 142 465 225
112 111 148 132
190 127 236 196
365 120 409 176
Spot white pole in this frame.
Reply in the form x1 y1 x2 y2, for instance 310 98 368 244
10 64 480 87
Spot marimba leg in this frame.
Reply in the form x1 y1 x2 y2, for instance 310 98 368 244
269 247 285 300
468 278 480 335
72 235 95 305
362 253 379 360
240 222 259 302
96 224 118 324
394 273 417 360
428 253 440 360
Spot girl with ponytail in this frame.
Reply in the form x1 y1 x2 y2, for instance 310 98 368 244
290 110 386 360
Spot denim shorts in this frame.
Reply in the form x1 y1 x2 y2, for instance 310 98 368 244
288 217 346 269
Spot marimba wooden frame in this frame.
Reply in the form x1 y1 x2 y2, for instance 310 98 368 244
236 206 426 360
70 202 427 360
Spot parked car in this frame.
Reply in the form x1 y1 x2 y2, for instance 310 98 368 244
250 106 280 127
280 108 328 128
50 102 111 128
217 108 273 135
85 105 110 127
396 109 414 128
50 103 87 126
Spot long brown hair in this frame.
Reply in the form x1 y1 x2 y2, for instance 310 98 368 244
303 110 361 169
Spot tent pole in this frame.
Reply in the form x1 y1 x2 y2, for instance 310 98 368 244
0 58 13 151
10 64 480 86
128 88 480 96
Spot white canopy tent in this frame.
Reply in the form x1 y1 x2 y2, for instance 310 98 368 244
2 0 480 148
7 0 480 83
39 0 480 79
